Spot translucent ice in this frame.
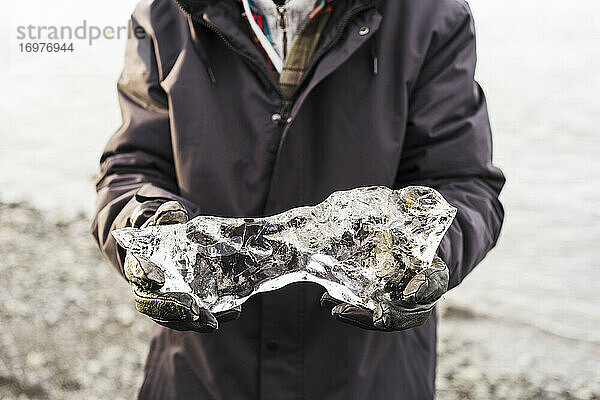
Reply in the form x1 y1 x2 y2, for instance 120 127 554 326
112 186 456 313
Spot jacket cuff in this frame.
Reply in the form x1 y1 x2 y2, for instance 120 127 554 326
134 183 200 217
112 183 200 274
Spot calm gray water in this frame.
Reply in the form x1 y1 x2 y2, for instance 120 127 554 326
1 0 599 343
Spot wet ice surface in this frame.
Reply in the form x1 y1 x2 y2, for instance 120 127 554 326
113 186 456 312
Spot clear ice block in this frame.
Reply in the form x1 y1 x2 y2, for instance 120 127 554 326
112 186 456 313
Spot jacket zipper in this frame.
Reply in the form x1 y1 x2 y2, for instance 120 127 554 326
276 5 288 60
280 100 292 125
174 0 284 97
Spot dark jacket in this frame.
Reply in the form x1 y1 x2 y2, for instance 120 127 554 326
91 0 505 398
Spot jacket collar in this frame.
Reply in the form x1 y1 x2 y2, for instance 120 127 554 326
174 0 380 97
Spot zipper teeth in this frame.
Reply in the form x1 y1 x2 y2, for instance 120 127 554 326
276 6 288 59
174 0 283 97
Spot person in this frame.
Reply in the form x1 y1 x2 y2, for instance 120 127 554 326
91 0 505 398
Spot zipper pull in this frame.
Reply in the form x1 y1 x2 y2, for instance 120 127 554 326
280 100 292 125
276 5 288 60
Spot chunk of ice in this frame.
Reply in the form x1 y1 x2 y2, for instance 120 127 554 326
113 186 456 312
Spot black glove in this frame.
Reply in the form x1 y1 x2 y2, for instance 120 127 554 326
321 255 449 332
124 200 241 332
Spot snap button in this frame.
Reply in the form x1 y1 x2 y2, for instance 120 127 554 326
358 26 370 36
271 113 282 123
286 117 292 124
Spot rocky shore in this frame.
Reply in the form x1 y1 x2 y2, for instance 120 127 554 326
1 202 598 399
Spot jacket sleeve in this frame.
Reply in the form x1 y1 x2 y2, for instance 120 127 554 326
395 3 505 289
91 13 198 277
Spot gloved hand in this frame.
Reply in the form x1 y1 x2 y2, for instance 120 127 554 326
124 200 241 332
321 255 449 331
